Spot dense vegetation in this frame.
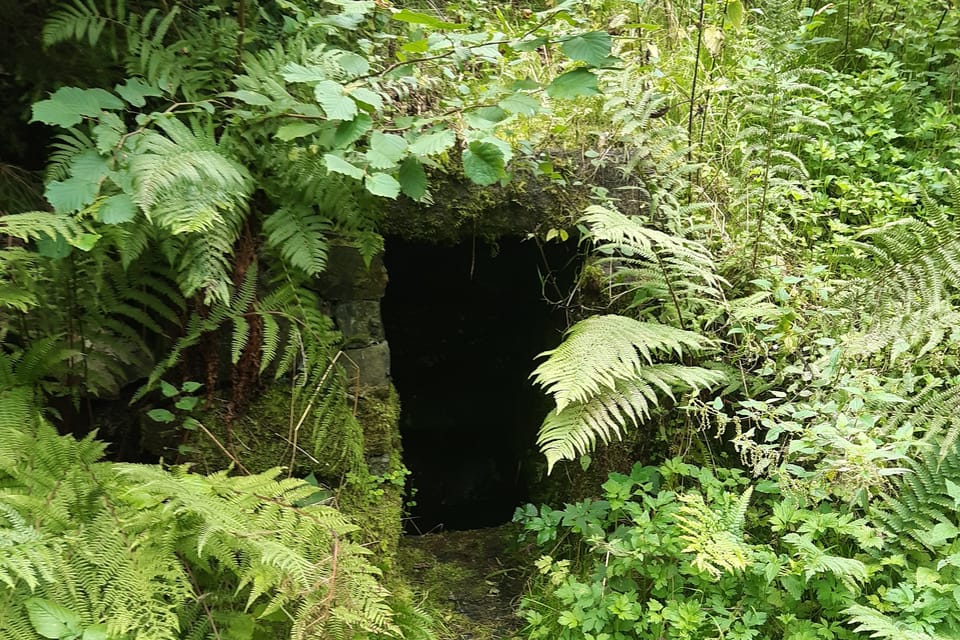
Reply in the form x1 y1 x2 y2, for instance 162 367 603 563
0 0 959 638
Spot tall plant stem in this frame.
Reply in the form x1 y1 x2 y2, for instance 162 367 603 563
686 0 707 165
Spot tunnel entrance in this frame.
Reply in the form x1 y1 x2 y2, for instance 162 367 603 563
382 236 573 532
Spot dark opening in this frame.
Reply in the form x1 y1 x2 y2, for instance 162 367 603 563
382 236 574 532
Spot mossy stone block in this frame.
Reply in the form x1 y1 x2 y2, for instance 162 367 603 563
314 244 388 301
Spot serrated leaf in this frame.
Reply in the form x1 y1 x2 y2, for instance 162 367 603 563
324 153 365 179
546 68 600 99
399 157 427 200
334 113 372 148
25 598 81 639
314 80 357 120
225 90 273 106
276 122 322 141
402 38 429 53
498 93 540 115
176 396 199 411
335 51 370 77
462 141 504 186
147 408 176 423
70 151 110 184
45 178 99 214
408 130 456 156
365 172 401 198
560 31 612 67
392 9 466 30
99 193 137 224
349 87 383 111
31 87 124 128
463 106 509 130
93 112 125 153
115 77 162 107
366 131 408 169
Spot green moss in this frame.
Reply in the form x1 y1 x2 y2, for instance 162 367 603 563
183 382 365 480
182 379 407 572
396 525 527 640
356 384 401 456
381 170 589 244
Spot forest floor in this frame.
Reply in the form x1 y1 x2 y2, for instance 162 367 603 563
398 524 531 639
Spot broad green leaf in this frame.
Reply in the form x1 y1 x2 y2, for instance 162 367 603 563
31 87 124 128
82 625 108 640
324 154 365 179
276 122 322 141
726 0 745 29
402 39 429 53
25 598 81 639
392 9 466 30
546 68 600 99
45 178 99 214
37 233 72 259
560 31 612 67
462 141 505 186
463 106 508 130
176 396 199 411
69 151 110 184
69 232 101 252
408 130 456 156
946 479 960 509
365 172 401 198
349 87 383 111
399 157 427 200
366 131 408 169
160 381 178 397
114 77 162 107
334 51 370 77
334 114 372 148
315 81 357 120
147 408 176 423
181 381 203 393
93 113 125 154
498 93 540 115
224 90 273 106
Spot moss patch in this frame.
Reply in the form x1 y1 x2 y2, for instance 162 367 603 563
382 171 589 244
397 525 528 640
355 384 401 456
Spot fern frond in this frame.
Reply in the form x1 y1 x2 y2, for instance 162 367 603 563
845 604 951 640
264 205 332 276
582 204 727 326
674 487 754 578
532 315 717 413
533 315 724 470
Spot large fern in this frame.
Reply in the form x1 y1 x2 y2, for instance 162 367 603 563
582 204 727 328
533 314 724 471
873 446 960 553
0 384 398 640
833 190 960 361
